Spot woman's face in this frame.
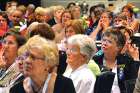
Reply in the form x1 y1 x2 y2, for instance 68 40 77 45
35 13 45 22
23 47 47 77
101 36 119 54
113 18 127 27
122 8 131 18
61 12 72 24
54 9 64 21
72 8 81 19
100 12 110 26
10 11 22 25
66 44 84 69
65 26 76 38
0 16 8 31
2 35 18 67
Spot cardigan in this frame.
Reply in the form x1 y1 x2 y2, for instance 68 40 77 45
93 52 140 93
10 75 76 93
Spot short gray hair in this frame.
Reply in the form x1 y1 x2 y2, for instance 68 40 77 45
67 34 96 61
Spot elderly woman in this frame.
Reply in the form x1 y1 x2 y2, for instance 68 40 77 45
93 27 140 93
57 19 85 75
0 29 26 88
64 34 96 93
10 35 76 93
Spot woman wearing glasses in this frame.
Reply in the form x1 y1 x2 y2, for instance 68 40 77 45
10 35 76 93
93 27 140 93
0 30 26 93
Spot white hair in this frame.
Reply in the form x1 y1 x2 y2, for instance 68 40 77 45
28 4 35 9
67 34 96 61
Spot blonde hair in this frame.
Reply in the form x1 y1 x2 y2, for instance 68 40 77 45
35 7 46 16
45 7 53 16
19 35 59 68
53 5 65 13
17 5 27 14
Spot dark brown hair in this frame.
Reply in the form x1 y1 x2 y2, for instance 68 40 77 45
30 23 55 40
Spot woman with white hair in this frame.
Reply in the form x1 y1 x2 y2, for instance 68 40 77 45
64 34 96 93
10 35 76 93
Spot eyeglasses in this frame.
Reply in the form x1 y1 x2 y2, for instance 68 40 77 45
28 53 45 61
101 38 113 44
66 47 79 54
2 39 17 45
114 19 123 22
17 51 45 62
100 16 109 19
12 15 21 19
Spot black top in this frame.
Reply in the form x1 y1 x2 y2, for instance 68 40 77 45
57 51 67 75
93 52 140 93
10 75 76 93
47 18 57 27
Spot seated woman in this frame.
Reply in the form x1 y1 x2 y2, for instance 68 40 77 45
64 34 96 93
93 27 140 93
0 29 26 87
57 19 85 74
121 5 139 33
90 10 113 41
53 9 73 44
57 19 85 51
10 35 76 93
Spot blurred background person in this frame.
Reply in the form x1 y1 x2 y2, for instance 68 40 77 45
85 4 105 35
121 4 139 33
90 10 113 41
34 7 46 23
0 11 9 38
25 4 35 26
53 10 73 44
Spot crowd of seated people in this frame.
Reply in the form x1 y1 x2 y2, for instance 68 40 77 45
0 1 140 93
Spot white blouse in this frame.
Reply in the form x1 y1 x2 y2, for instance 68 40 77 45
64 64 96 93
111 66 121 93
